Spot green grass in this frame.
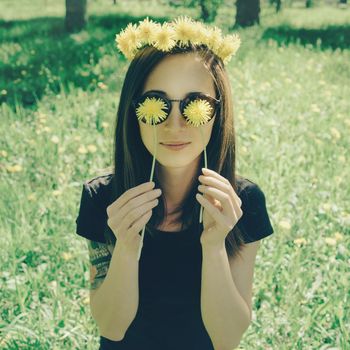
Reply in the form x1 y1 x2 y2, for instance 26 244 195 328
0 1 349 349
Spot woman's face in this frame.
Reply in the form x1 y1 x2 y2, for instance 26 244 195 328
138 52 217 169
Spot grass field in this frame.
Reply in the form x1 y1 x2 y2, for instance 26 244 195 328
0 0 349 349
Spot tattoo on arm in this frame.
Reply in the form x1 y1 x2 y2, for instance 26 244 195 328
87 240 112 291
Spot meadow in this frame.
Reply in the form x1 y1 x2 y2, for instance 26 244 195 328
0 0 349 349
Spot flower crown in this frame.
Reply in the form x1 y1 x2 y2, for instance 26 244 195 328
115 16 241 65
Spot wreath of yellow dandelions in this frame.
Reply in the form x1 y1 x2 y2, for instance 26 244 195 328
114 16 242 261
115 16 241 65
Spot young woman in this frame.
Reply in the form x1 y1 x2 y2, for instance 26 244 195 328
76 17 274 350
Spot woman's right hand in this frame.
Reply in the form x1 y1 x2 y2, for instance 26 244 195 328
106 182 162 255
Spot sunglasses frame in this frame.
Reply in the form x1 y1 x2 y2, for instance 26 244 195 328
132 91 221 125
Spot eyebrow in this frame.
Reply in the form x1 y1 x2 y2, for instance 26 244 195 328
144 89 204 97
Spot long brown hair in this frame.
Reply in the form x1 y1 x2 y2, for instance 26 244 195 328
103 43 247 259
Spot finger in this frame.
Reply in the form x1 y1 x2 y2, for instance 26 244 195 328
196 193 232 229
107 182 155 215
199 170 242 207
198 185 232 213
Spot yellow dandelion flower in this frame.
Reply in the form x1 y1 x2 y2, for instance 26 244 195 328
325 237 337 246
0 150 8 157
190 21 208 45
115 23 140 58
279 219 291 230
62 252 73 261
78 145 88 154
217 33 241 64
334 232 343 241
6 164 22 173
28 193 36 201
330 127 341 140
204 26 223 54
138 17 160 45
241 145 248 154
320 203 332 212
311 104 320 113
135 97 168 125
52 190 62 197
171 16 198 47
87 144 97 153
153 23 176 51
294 238 307 246
51 135 59 144
101 121 109 128
338 155 345 163
183 99 213 127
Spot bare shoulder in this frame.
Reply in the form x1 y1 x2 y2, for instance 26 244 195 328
87 240 114 295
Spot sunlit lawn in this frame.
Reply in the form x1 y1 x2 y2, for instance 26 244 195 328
0 0 349 349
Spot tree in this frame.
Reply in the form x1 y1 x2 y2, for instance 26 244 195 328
199 0 223 22
269 0 282 13
305 0 313 8
65 0 87 33
235 0 260 27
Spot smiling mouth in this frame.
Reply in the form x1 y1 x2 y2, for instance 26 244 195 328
160 142 191 146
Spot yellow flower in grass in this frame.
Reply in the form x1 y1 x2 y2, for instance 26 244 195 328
135 97 168 124
62 252 73 261
294 238 307 246
330 127 341 140
334 232 343 241
153 23 177 51
87 144 97 153
183 99 213 127
325 237 337 246
279 219 291 230
6 164 22 173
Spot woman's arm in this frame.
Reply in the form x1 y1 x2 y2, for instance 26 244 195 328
88 240 139 341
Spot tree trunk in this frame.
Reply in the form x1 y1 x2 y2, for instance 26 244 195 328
276 0 281 12
200 0 210 22
65 0 87 33
235 0 260 27
305 0 313 8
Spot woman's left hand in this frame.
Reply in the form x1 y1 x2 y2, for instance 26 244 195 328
196 168 243 248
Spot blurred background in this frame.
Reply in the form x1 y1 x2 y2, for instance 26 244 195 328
0 0 349 349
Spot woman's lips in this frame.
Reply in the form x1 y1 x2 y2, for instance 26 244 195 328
160 143 190 150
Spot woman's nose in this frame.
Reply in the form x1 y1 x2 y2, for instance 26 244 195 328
164 101 187 128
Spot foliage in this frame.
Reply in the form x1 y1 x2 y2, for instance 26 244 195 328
0 1 349 349
169 0 224 22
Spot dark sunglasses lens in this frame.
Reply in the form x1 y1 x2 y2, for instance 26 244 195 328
135 94 169 124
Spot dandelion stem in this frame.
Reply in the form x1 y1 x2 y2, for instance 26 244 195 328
199 126 207 224
137 121 157 261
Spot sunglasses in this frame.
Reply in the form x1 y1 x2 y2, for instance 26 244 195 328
132 91 221 125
